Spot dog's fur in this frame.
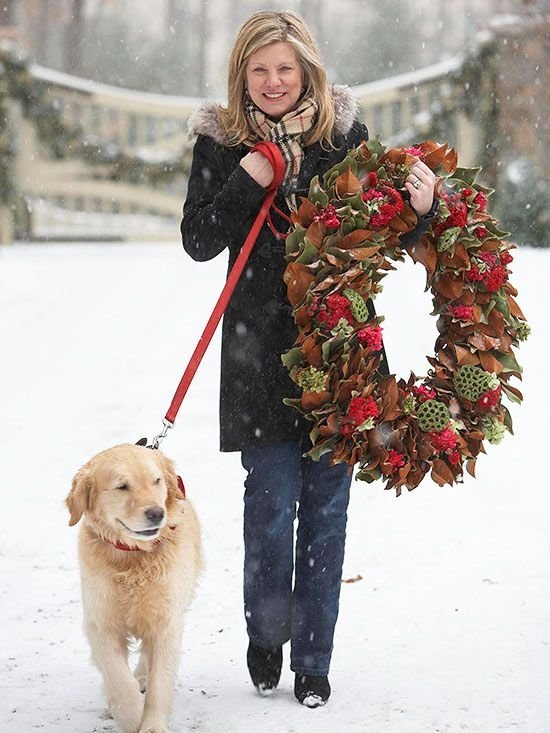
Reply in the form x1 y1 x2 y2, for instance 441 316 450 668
66 443 202 733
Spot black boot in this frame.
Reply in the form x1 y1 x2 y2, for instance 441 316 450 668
247 641 283 696
294 673 331 707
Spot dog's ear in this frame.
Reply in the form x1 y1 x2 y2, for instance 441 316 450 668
157 452 180 508
66 465 93 526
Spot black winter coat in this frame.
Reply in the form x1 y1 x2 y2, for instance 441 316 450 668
181 95 437 452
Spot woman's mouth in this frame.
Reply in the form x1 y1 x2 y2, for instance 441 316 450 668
263 92 286 100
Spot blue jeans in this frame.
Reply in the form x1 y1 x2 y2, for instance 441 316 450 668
241 438 352 676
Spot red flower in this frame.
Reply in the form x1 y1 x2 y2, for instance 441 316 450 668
365 171 379 188
478 251 497 268
500 250 514 266
357 324 383 351
466 262 483 282
387 449 406 473
462 188 473 198
413 385 436 402
319 293 355 329
474 226 489 239
474 191 488 211
476 385 501 412
362 185 403 227
483 264 507 293
448 449 461 466
428 426 458 452
347 396 379 426
313 204 341 229
448 304 474 321
405 146 423 157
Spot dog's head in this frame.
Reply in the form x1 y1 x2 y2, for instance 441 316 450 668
66 444 182 544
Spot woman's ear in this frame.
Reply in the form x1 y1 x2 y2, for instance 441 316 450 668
66 465 93 526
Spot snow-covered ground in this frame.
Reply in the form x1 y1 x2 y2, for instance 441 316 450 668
0 241 548 733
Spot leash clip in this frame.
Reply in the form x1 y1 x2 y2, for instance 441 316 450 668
151 419 174 450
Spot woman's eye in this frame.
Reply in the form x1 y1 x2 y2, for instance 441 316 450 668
116 483 129 491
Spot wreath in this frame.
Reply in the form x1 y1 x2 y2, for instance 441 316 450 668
281 139 530 495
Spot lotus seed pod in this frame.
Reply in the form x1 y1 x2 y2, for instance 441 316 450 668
343 288 369 323
417 399 451 432
453 365 492 402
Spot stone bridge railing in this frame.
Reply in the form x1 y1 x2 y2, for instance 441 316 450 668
2 38 495 242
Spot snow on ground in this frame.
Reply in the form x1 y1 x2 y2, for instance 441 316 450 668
0 241 548 733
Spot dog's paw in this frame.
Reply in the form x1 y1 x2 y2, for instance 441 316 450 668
109 693 144 733
138 716 168 733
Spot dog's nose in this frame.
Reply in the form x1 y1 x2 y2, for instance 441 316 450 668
144 506 164 524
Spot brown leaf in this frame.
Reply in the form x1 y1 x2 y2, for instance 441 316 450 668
336 229 373 250
305 221 326 248
478 351 503 373
433 272 465 300
342 574 363 584
507 294 526 319
407 236 437 278
348 245 381 260
431 458 456 486
292 198 317 227
455 345 479 366
468 333 501 351
283 263 316 306
335 169 362 198
301 390 331 410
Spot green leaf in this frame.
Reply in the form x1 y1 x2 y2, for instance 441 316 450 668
502 406 514 434
501 383 522 405
308 176 329 207
281 347 304 370
306 438 338 462
451 166 482 187
285 225 306 256
296 238 320 265
495 351 523 374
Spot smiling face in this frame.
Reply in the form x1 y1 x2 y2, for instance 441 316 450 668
245 41 303 120
67 444 181 544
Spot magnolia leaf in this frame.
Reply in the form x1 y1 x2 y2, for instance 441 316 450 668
452 166 482 187
292 198 317 228
431 459 456 486
466 458 477 478
495 351 523 374
296 238 321 265
283 263 316 306
281 347 303 370
501 383 523 404
478 350 503 374
407 237 437 278
335 168 362 198
285 225 306 256
305 221 326 248
308 176 329 207
335 229 374 250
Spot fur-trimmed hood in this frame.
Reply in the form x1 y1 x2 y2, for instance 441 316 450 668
188 84 358 145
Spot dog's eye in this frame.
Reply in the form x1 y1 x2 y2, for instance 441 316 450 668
154 477 162 485
116 483 129 491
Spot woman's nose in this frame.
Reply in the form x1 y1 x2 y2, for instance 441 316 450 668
266 70 281 87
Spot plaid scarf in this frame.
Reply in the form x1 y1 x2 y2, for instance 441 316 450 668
245 97 318 211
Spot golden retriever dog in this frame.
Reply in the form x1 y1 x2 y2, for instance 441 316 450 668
66 443 202 733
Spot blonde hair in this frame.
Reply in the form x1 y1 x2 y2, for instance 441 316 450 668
218 10 335 148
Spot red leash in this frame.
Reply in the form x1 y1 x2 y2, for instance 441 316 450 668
150 141 288 449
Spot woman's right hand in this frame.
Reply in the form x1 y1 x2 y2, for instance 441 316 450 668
240 151 275 189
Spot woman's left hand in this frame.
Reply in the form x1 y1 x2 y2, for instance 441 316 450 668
404 160 437 217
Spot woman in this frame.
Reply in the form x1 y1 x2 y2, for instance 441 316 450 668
181 10 436 707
